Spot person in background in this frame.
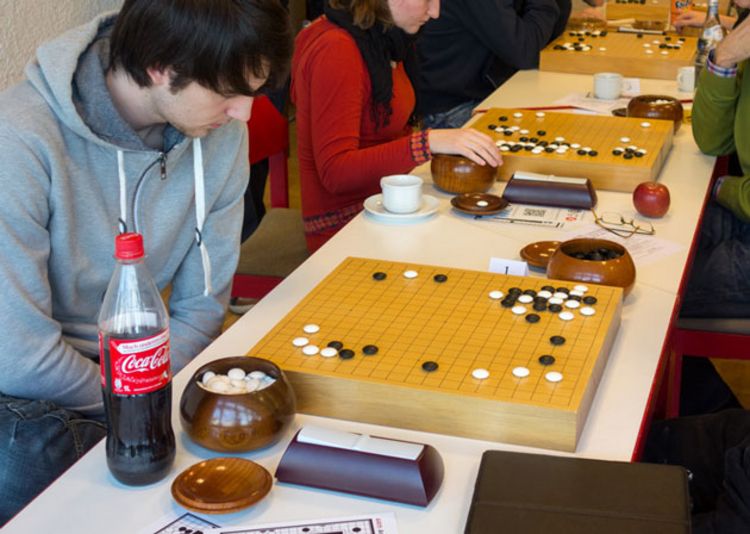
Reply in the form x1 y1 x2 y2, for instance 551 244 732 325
643 5 750 532
292 0 502 252
416 0 571 129
0 0 290 525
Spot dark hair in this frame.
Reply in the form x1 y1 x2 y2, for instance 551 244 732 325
327 0 392 30
109 0 291 96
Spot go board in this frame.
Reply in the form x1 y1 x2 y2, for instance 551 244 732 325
248 257 623 452
471 107 674 192
606 0 670 23
540 30 697 79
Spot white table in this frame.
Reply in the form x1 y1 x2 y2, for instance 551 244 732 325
4 70 714 534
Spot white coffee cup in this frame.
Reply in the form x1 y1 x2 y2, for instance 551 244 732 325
677 66 696 93
593 72 624 100
380 174 423 214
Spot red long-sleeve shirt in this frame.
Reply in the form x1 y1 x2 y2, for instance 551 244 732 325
291 18 429 251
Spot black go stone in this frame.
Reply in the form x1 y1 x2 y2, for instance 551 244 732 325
556 287 569 294
665 36 671 41
504 130 514 136
499 116 508 121
568 294 582 302
525 313 541 324
422 361 439 372
511 145 523 152
524 145 534 151
583 296 598 305
488 124 497 131
434 274 448 283
362 344 379 355
634 151 644 158
542 285 555 292
327 340 344 350
509 287 523 295
589 150 598 157
339 349 355 360
530 137 539 143
613 148 623 156
577 149 587 156
624 152 634 159
601 30 608 36
550 335 566 346
548 303 563 313
373 272 387 281
538 354 556 366
637 33 643 38
533 301 547 312
501 298 516 308
537 130 546 136
523 289 537 296
545 147 555 153
519 136 529 142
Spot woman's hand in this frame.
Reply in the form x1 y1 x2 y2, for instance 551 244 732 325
673 10 707 30
428 128 502 167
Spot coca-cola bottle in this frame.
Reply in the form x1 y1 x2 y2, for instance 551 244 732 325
98 232 175 485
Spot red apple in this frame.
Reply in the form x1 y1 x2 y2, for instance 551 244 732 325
633 181 670 218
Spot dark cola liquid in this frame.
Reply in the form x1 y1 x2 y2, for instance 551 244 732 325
102 332 175 485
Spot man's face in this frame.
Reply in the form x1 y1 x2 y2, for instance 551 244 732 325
148 71 267 138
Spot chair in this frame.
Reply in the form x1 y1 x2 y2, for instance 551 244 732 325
663 155 750 417
231 95 309 300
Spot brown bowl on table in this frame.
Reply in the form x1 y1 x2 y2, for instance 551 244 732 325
546 238 636 297
431 154 497 194
627 95 684 133
180 356 296 452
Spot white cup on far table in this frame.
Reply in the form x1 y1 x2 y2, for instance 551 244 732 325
593 72 624 100
380 174 423 214
677 66 696 93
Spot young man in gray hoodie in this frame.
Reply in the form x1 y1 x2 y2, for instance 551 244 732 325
0 0 290 524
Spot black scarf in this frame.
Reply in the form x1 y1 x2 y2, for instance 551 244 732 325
324 5 419 128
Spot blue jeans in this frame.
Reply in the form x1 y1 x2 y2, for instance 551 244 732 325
0 395 106 525
681 201 750 318
422 100 480 129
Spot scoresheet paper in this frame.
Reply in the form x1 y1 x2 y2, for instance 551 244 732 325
205 512 399 534
459 204 586 229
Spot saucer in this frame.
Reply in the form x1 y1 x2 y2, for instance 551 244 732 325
364 194 439 222
520 240 561 270
450 193 508 215
171 457 272 514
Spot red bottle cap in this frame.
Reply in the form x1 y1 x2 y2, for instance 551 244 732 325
114 232 145 260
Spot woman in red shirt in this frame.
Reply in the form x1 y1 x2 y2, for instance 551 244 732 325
292 0 502 251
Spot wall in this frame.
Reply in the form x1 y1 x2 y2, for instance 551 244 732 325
0 0 122 90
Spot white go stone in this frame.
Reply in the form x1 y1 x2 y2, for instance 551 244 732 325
513 112 523 118
553 292 568 300
512 366 530 378
574 284 589 292
244 378 262 392
620 137 631 143
403 270 419 279
292 336 309 347
201 371 216 385
227 368 246 380
512 305 527 315
565 300 581 309
599 47 607 51
536 111 546 117
206 379 231 393
545 371 564 383
646 49 654 55
302 344 320 356
477 200 489 207
303 323 320 334
489 290 505 300
569 290 585 297
537 290 553 299
580 306 597 316
472 368 490 380
518 295 534 304
230 378 247 389
641 121 651 128
520 129 530 134
558 311 575 321
247 371 267 380
548 297 564 305
320 347 338 358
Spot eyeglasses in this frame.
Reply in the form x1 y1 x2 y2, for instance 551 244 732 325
591 210 655 238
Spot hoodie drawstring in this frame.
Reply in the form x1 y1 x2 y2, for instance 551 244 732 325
116 141 212 296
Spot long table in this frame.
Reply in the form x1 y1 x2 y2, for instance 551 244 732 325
4 70 714 533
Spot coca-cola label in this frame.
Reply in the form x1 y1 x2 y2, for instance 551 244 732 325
102 329 171 395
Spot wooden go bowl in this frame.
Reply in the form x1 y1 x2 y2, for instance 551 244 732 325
430 154 497 194
180 356 296 452
627 95 683 133
546 238 636 296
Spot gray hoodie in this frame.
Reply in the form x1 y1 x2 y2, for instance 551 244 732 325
0 14 249 415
